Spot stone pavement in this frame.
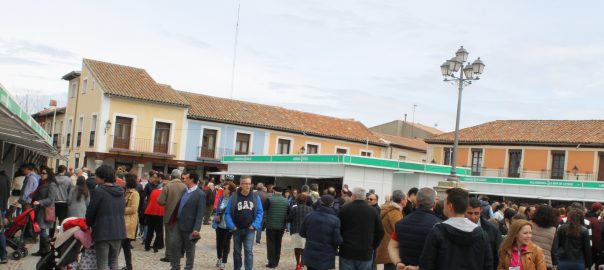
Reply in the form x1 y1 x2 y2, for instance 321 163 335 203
5 225 308 269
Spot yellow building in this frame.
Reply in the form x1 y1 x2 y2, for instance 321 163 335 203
426 120 604 181
32 104 66 168
61 59 225 175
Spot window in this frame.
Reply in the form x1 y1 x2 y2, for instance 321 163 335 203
82 79 87 94
92 79 95 90
235 133 250 155
201 129 218 158
306 144 319 154
70 84 76 98
551 151 565 179
153 122 171 153
361 150 372 157
508 150 522 178
443 147 452 165
76 117 83 147
336 147 348 154
66 119 72 147
113 116 132 149
89 115 97 147
277 139 291 154
471 149 483 176
59 121 63 145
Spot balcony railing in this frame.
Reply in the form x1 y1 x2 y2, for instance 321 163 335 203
110 135 177 156
197 147 250 160
470 167 600 181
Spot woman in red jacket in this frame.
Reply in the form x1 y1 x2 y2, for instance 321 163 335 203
144 182 166 252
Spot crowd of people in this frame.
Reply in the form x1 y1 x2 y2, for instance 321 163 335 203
0 163 603 270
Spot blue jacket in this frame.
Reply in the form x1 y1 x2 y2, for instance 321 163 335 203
394 208 442 266
175 188 206 232
212 195 228 229
300 205 342 270
224 191 263 231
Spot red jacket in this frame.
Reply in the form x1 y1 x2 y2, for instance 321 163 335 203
144 189 165 216
214 187 223 209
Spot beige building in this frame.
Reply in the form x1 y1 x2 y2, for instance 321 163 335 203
32 105 66 168
370 120 443 139
373 132 427 162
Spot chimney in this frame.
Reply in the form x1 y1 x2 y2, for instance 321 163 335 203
49 99 57 108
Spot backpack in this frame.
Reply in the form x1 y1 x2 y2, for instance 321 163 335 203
230 190 259 221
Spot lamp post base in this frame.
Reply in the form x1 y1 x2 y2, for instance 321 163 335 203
434 177 467 201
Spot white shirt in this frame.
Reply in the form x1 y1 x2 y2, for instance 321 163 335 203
186 185 198 194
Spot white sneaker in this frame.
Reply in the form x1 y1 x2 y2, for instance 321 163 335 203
216 258 221 267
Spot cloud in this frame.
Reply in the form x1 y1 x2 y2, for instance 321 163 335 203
157 28 210 49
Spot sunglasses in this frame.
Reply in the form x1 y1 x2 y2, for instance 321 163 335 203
40 172 48 175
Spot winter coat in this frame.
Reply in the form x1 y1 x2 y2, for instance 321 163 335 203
225 191 264 231
0 171 10 211
480 217 503 269
300 205 342 270
265 195 290 230
556 223 592 268
54 175 72 202
530 222 558 268
497 242 546 270
376 203 404 264
144 188 165 216
394 208 442 266
419 220 493 270
124 188 140 240
35 181 59 230
67 188 89 218
157 179 186 224
287 203 313 235
338 200 385 261
86 184 126 242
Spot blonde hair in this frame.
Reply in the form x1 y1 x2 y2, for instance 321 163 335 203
500 219 532 253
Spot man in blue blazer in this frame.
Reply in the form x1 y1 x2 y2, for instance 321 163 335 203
169 173 206 270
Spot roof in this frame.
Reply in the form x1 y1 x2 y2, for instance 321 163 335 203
32 107 66 118
426 120 604 147
61 71 81 81
83 59 189 107
373 132 427 152
410 122 444 135
178 91 384 145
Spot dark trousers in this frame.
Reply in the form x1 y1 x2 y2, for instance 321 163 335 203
266 229 285 267
215 227 232 263
383 263 396 270
49 202 68 238
145 215 164 250
203 206 213 225
121 239 133 270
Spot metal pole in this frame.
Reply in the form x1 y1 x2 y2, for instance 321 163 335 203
449 67 464 181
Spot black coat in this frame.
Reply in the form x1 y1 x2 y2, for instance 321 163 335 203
86 184 126 242
480 217 502 270
394 208 442 266
419 222 493 270
176 189 206 232
0 171 10 211
338 200 385 261
300 205 342 270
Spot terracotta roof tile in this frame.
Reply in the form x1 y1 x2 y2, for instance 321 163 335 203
373 132 427 151
426 120 604 146
178 91 384 145
84 59 188 107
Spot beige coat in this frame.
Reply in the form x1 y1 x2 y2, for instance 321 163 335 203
124 189 140 240
157 179 187 224
376 203 404 264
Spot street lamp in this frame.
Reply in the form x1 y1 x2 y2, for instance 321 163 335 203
440 46 485 181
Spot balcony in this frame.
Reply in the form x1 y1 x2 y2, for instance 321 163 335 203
197 147 249 161
470 167 601 181
110 135 177 157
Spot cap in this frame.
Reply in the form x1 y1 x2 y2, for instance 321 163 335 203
592 202 603 212
320 195 334 207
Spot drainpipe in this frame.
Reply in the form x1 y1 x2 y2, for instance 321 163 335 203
70 80 81 168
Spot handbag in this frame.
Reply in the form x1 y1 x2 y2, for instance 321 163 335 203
44 207 56 222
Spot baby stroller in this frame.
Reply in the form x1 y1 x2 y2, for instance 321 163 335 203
36 218 87 270
4 208 39 260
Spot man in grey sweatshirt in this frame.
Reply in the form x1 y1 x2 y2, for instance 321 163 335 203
52 165 72 237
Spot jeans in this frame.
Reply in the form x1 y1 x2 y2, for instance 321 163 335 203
558 260 585 270
95 239 122 270
340 257 373 270
233 228 255 270
215 227 232 263
169 226 196 270
266 229 285 266
255 226 262 243
0 211 6 260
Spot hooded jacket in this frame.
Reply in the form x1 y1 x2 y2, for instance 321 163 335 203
86 184 126 242
419 217 493 270
54 175 72 202
300 205 342 270
376 203 404 264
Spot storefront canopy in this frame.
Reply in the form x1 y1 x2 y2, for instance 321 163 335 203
0 83 59 158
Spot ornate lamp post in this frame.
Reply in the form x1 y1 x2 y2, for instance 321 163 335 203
440 46 485 181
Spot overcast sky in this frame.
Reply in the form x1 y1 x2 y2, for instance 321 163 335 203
2 1 603 132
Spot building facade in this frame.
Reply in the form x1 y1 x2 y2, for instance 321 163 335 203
370 120 443 139
426 120 604 181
